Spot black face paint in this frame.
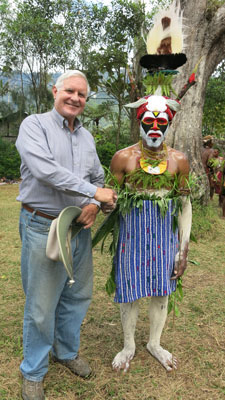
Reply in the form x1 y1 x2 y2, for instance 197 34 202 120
141 118 168 135
141 121 152 134
140 111 170 148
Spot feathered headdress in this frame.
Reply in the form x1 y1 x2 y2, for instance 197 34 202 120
141 0 186 74
126 0 197 116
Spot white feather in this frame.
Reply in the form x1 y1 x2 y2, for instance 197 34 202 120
146 0 184 55
154 86 162 96
166 98 181 112
125 98 148 108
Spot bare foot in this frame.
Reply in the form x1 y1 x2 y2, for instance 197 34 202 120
147 343 177 372
112 348 135 372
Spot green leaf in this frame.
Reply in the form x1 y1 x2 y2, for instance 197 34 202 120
168 298 173 314
188 259 200 266
105 276 116 296
172 216 178 233
177 284 184 300
190 231 198 243
92 207 119 248
174 304 180 317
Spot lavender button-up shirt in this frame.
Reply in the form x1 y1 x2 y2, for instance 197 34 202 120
16 108 104 215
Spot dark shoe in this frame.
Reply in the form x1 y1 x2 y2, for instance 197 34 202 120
22 378 45 400
52 355 92 377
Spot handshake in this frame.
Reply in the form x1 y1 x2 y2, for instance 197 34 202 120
94 187 117 214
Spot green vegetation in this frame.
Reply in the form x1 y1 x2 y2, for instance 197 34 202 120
203 62 225 138
1 0 223 149
0 135 125 180
96 142 117 168
143 71 178 97
206 0 225 14
0 137 20 179
0 0 148 147
191 198 219 239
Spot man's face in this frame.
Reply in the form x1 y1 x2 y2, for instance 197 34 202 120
140 111 169 148
52 76 88 122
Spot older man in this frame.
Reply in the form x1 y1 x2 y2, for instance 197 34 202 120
16 70 116 400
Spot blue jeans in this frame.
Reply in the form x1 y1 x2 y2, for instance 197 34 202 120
19 208 93 382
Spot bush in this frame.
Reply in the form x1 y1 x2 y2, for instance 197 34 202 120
96 142 117 168
191 199 219 239
0 138 21 179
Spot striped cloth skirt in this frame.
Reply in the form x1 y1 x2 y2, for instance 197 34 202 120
114 199 178 303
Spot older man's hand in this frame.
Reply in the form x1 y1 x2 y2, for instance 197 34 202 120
94 187 117 205
76 204 99 229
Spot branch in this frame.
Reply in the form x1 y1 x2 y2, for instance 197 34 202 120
205 33 225 81
203 4 225 79
206 4 225 46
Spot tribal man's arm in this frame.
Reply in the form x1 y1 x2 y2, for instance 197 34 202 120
172 196 192 279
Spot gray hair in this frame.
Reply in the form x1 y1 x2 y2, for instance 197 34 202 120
55 70 90 96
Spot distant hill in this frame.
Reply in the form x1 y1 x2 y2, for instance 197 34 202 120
0 72 116 105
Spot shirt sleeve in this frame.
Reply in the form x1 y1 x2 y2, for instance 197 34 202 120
16 115 104 198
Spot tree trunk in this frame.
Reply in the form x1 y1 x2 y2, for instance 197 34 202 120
130 41 144 143
166 0 225 203
116 100 122 150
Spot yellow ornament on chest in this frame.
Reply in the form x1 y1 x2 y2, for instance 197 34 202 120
139 141 168 175
140 158 168 175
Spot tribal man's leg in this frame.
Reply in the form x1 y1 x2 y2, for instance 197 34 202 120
112 301 139 372
147 296 177 372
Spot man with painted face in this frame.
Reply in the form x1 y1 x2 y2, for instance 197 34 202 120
106 94 192 373
139 95 172 148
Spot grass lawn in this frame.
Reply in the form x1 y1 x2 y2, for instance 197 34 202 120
0 184 224 400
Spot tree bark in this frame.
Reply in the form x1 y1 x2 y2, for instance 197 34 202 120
128 36 145 143
166 0 225 202
129 0 145 143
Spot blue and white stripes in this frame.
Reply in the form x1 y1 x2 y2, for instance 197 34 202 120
114 200 178 303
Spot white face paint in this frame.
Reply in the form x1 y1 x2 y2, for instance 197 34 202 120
140 111 170 148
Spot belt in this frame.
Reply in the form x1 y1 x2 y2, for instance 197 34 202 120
22 204 57 220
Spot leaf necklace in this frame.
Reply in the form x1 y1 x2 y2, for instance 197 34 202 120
139 140 168 175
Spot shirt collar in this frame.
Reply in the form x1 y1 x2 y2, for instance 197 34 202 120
52 108 82 131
